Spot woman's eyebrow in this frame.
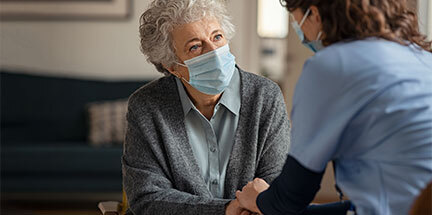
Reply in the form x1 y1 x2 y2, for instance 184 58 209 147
211 29 222 35
183 38 200 51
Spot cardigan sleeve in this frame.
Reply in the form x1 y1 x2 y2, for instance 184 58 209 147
254 85 291 184
122 109 230 215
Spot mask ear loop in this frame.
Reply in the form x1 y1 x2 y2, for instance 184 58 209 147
299 8 311 27
316 31 323 41
175 62 187 68
173 62 191 84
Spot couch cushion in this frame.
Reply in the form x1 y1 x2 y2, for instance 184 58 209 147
1 174 122 193
1 142 123 174
0 71 147 143
2 174 122 192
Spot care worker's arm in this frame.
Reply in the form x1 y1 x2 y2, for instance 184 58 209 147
122 110 229 215
250 50 359 214
256 155 324 214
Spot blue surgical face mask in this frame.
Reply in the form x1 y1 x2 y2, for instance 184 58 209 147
291 8 323 53
176 44 236 95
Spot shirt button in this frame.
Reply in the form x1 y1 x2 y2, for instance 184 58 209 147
210 147 216 152
212 180 218 185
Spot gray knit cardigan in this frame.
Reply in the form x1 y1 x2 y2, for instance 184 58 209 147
122 69 290 215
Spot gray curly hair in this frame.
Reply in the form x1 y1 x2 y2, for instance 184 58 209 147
139 0 235 75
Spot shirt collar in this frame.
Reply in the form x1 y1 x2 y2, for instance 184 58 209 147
218 67 241 116
175 77 194 117
175 67 241 117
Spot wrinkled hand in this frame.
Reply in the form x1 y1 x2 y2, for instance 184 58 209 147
236 178 269 214
225 199 253 215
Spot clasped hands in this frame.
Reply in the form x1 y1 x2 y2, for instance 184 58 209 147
225 178 269 215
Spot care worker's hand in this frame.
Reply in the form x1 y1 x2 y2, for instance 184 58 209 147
236 178 269 214
225 199 253 215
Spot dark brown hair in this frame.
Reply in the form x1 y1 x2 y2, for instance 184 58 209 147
281 0 432 52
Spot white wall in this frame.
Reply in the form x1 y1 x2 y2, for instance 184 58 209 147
418 0 432 40
0 0 259 80
0 1 154 80
226 0 260 75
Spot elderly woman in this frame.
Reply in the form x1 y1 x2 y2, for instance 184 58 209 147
122 0 290 214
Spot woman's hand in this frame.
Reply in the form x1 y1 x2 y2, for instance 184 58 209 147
236 178 269 214
225 199 253 215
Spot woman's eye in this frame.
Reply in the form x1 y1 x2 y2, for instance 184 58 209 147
214 34 223 41
189 44 201 52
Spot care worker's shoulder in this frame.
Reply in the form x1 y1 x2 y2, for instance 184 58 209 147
303 42 346 73
127 75 177 111
301 40 368 81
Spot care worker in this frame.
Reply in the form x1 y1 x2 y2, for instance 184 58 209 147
236 0 432 214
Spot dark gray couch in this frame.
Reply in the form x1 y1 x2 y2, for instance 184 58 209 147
1 71 148 193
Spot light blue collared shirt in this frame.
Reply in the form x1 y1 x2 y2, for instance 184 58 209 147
175 68 241 198
290 39 432 214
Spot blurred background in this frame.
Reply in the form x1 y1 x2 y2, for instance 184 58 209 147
1 0 431 214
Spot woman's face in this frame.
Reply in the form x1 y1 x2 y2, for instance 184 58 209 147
291 7 322 41
167 18 228 81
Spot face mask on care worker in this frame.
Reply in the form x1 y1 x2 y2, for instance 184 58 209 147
291 8 324 53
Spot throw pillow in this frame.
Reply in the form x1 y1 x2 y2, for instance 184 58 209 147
86 99 128 146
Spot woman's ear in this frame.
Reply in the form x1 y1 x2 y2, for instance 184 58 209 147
163 63 180 78
310 5 322 25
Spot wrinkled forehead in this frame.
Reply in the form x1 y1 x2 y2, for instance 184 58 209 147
170 18 222 47
172 18 221 37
